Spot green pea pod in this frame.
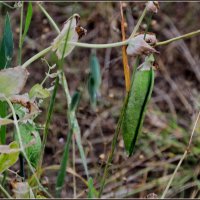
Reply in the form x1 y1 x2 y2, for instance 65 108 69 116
122 66 154 156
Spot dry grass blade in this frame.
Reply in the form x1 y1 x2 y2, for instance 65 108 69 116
161 110 200 198
120 2 130 92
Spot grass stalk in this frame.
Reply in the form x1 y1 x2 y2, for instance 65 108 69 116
37 76 59 172
0 183 12 199
129 6 147 38
18 2 23 65
38 3 89 179
161 110 200 198
98 94 129 197
18 2 25 179
55 124 74 197
38 3 60 34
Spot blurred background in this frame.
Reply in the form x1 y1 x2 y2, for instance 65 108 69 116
0 1 200 198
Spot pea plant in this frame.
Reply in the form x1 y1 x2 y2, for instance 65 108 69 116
0 1 200 198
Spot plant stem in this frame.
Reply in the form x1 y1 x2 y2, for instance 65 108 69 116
4 96 53 198
0 183 12 199
129 6 147 38
60 72 89 178
18 2 25 180
69 40 129 48
21 46 52 68
55 123 74 198
21 28 200 69
0 1 15 9
156 29 200 46
18 2 23 65
37 76 59 173
98 94 129 197
38 3 60 34
38 3 90 179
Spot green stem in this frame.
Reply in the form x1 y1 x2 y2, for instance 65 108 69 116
98 94 129 197
4 96 53 198
0 1 15 9
156 29 200 46
60 72 89 178
38 4 90 179
18 2 24 65
21 46 52 68
21 28 200 69
18 1 25 180
129 6 147 38
0 183 12 199
69 40 129 48
37 76 59 173
38 3 60 34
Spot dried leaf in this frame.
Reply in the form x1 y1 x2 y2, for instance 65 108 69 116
0 143 20 154
51 14 86 59
11 181 35 198
0 66 29 98
10 94 40 114
138 54 155 71
0 118 13 126
127 34 158 57
146 1 160 14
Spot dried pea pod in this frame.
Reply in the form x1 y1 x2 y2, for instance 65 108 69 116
122 60 155 156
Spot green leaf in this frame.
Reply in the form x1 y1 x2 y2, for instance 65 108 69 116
14 123 42 168
0 141 20 174
88 75 97 109
88 177 98 198
29 83 50 99
0 102 7 144
21 2 33 45
0 66 28 98
0 13 14 69
0 12 14 144
122 65 155 156
55 125 73 197
89 53 101 90
70 90 81 112
87 53 101 109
